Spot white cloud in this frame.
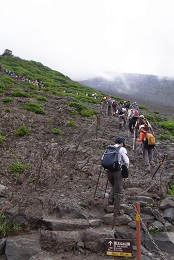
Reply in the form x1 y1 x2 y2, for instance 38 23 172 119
1 0 174 80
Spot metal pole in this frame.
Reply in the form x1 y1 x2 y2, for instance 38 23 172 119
136 202 141 260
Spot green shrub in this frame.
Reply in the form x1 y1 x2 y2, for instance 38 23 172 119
36 95 48 102
2 97 14 102
139 105 148 110
68 101 86 111
4 107 11 112
0 134 6 143
12 88 31 97
168 184 174 196
9 161 28 173
67 120 76 127
68 109 78 115
158 134 171 140
15 124 30 136
144 114 159 122
0 214 21 237
52 128 64 135
148 225 161 233
80 109 97 117
159 120 174 132
153 110 159 114
24 102 45 114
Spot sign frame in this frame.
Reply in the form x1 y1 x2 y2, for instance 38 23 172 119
106 238 133 257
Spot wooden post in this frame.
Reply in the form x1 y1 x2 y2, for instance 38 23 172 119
136 202 141 260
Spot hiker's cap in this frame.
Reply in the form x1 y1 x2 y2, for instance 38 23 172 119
139 115 145 118
139 124 145 130
115 137 125 144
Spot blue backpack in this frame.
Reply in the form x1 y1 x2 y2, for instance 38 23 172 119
101 145 121 171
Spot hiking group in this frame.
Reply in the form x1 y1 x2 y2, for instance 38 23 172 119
100 96 156 217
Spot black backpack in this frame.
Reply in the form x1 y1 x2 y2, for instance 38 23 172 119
118 107 124 115
101 145 121 171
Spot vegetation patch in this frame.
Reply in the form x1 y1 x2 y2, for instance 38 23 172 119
0 134 6 144
15 124 30 136
36 95 48 102
24 102 45 114
67 120 76 127
148 225 161 233
158 133 171 140
9 161 28 173
168 184 174 196
158 120 174 135
2 97 14 102
68 109 78 115
12 88 31 97
4 107 11 112
68 101 86 112
52 128 64 135
80 108 97 117
0 214 21 238
139 105 148 110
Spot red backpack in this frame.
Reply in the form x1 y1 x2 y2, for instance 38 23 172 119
133 109 139 117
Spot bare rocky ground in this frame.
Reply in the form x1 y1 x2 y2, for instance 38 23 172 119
0 92 174 260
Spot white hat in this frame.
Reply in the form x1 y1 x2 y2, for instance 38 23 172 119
139 124 145 130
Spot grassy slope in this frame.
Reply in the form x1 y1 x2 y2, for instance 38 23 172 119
0 55 174 141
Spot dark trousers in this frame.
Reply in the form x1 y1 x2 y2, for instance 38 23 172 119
106 170 123 200
129 117 138 133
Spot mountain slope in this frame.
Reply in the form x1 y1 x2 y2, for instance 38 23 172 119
0 56 174 259
79 73 174 114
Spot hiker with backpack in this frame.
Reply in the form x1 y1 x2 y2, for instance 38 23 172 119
112 100 118 116
128 108 139 134
130 101 139 111
107 96 112 116
101 95 107 112
102 137 129 216
116 103 127 128
135 115 154 135
136 125 155 172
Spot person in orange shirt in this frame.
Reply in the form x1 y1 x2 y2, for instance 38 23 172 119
136 125 154 172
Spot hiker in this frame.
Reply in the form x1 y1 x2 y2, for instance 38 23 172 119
128 108 139 134
101 95 107 112
124 100 131 111
116 102 126 128
136 125 154 172
112 100 118 116
130 101 139 111
135 115 154 135
107 96 112 116
106 137 129 215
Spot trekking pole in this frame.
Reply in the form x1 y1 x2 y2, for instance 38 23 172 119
154 146 163 159
152 154 166 179
103 178 108 200
133 127 136 151
94 165 103 198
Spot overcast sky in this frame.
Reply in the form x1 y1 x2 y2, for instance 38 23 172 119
1 0 174 80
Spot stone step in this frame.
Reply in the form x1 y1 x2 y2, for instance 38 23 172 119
41 217 103 231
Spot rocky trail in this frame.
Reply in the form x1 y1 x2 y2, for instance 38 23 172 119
0 96 174 260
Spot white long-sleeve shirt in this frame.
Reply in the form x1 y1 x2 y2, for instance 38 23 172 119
114 144 129 168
